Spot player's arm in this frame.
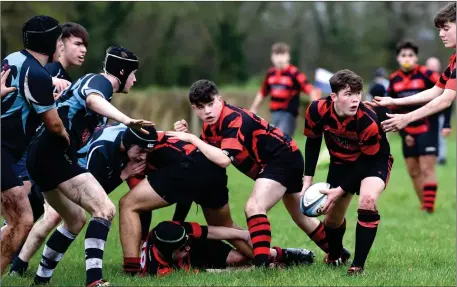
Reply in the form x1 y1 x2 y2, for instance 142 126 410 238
295 70 320 101
442 101 453 129
179 222 249 242
250 73 270 113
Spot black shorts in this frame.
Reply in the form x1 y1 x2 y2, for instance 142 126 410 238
26 132 87 192
189 239 233 269
327 155 394 195
401 129 439 158
257 150 304 194
148 151 229 209
1 146 24 192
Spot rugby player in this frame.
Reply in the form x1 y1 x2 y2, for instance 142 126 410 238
26 46 153 287
386 40 441 212
370 3 456 133
1 15 66 275
172 79 331 268
249 42 320 137
304 69 393 275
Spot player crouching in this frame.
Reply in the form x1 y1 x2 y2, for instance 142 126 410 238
140 221 314 277
303 69 394 275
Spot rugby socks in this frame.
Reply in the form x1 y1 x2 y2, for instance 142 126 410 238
10 256 28 276
85 217 111 286
422 182 438 212
34 226 76 284
123 257 141 275
324 218 346 261
352 209 380 268
247 214 271 267
308 221 329 253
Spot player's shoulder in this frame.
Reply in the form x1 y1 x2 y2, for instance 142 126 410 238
45 61 63 76
308 97 331 116
221 103 243 122
83 74 113 95
266 67 277 75
449 53 456 65
287 64 299 74
24 59 52 83
417 65 433 76
358 103 380 124
389 70 401 81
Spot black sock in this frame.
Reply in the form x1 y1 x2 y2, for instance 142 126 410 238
34 226 76 284
324 218 346 261
10 256 29 275
352 209 380 268
85 217 111 286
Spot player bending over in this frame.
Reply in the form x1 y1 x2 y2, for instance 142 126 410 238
26 46 153 287
171 79 336 268
369 3 456 132
303 69 393 275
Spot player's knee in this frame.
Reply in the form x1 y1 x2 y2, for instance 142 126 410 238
407 165 421 178
244 201 265 217
96 200 116 222
44 210 62 230
420 164 435 179
226 250 247 266
358 193 377 211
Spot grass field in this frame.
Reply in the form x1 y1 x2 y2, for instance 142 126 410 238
3 132 456 286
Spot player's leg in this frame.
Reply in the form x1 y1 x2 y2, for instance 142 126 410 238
57 173 116 286
34 189 86 284
245 178 286 267
417 131 439 213
402 134 423 203
10 201 62 276
323 194 353 265
1 148 34 275
119 178 170 273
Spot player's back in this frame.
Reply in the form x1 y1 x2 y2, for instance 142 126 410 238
1 50 55 160
46 61 71 82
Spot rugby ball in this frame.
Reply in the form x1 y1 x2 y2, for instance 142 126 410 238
300 182 330 217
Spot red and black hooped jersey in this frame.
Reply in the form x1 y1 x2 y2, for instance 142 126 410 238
304 97 390 164
146 131 197 170
436 53 456 91
388 65 440 134
201 102 298 179
259 64 314 116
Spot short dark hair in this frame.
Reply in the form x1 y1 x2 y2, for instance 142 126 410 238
434 2 456 28
61 22 89 47
396 40 418 55
271 42 290 54
189 79 219 105
329 69 363 94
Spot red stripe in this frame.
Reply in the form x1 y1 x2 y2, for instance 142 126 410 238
190 222 202 238
422 203 434 208
358 219 380 228
423 191 437 196
254 247 271 256
247 216 269 228
404 125 429 134
249 224 271 234
251 235 271 245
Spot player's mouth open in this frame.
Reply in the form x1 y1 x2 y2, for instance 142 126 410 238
206 116 214 121
350 105 358 111
78 55 85 61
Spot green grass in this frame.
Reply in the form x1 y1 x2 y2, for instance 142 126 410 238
3 132 456 286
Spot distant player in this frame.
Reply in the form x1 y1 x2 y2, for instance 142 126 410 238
370 3 456 133
1 15 66 275
172 79 334 268
249 42 320 137
386 40 440 212
366 68 389 122
303 69 393 275
26 46 153 287
139 221 313 277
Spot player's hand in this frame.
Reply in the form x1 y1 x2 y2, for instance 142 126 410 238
381 113 412 133
52 77 71 93
367 96 395 108
442 128 452 137
121 160 147 180
320 187 345 214
125 118 155 135
1 69 17 97
174 119 189 132
300 176 313 197
404 135 415 147
165 131 197 143
249 107 258 114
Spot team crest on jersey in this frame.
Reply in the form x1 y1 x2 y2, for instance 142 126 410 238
81 128 92 146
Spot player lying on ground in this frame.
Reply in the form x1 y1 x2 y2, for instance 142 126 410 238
8 123 152 276
139 221 314 277
385 40 441 212
3 22 90 271
26 46 153 287
120 125 315 274
171 79 338 268
368 3 456 132
1 15 66 275
303 69 394 275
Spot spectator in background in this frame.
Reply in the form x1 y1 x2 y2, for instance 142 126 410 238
426 57 453 165
367 68 390 122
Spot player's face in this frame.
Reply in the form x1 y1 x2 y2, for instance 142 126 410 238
396 48 417 71
192 95 224 125
271 52 290 69
127 145 148 162
172 245 190 261
123 70 137 93
331 86 362 117
438 22 456 48
62 36 87 66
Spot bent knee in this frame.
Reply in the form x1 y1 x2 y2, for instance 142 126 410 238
226 250 248 266
94 200 116 222
244 201 266 217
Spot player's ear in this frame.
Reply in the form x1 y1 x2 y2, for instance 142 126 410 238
330 92 337 101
